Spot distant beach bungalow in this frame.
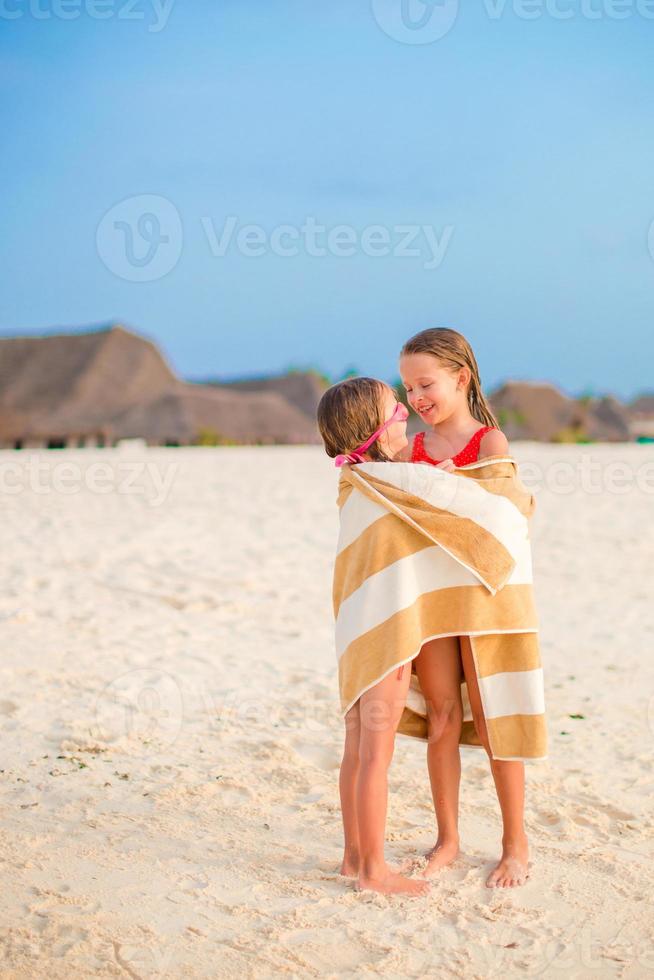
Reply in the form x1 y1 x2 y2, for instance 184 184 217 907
0 324 321 449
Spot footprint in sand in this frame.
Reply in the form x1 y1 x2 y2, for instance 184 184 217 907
570 797 636 834
596 803 636 822
535 809 562 827
568 809 611 842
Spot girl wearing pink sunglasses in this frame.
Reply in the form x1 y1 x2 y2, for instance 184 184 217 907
317 377 430 897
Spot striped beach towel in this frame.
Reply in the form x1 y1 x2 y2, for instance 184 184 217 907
334 455 547 762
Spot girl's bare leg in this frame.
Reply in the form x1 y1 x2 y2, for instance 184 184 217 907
356 667 430 896
413 636 463 877
339 702 361 876
460 635 529 887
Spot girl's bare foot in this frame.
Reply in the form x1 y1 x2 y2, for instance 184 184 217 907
486 834 529 888
421 836 460 877
357 867 431 896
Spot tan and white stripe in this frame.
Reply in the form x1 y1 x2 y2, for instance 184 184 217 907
333 456 547 762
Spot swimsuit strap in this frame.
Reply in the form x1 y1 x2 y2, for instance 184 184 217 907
410 431 427 462
464 425 495 451
453 425 497 463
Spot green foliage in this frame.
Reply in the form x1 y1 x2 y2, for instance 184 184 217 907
285 364 331 387
496 408 527 427
389 377 410 408
307 368 331 388
577 387 596 405
195 427 237 447
551 426 594 444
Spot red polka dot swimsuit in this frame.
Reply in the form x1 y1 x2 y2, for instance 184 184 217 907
410 425 498 467
394 424 498 682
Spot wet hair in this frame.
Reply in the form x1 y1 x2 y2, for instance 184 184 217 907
400 327 498 428
316 377 395 462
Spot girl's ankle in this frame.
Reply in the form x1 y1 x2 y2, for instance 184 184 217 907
435 830 460 844
502 830 528 846
360 858 388 880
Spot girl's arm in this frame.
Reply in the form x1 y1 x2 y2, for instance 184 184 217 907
479 428 510 460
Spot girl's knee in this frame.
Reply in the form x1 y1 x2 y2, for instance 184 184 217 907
358 736 395 770
426 699 463 744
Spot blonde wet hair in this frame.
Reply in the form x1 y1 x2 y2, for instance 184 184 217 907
401 327 498 428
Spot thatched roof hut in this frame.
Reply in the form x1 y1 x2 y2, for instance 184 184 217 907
489 381 586 442
0 324 319 448
489 380 635 442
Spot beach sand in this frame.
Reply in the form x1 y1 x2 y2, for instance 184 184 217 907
0 443 653 978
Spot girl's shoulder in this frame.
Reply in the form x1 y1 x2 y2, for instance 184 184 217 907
478 426 509 459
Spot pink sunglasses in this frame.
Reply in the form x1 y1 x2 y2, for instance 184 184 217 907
335 401 409 467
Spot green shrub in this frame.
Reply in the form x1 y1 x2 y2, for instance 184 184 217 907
195 428 238 447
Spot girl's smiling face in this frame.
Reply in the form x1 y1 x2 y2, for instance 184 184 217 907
400 352 462 425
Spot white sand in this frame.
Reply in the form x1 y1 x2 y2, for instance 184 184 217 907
0 443 653 978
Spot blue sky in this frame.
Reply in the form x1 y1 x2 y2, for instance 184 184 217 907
1 1 653 399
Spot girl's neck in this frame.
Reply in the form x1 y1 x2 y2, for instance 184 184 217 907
430 402 479 440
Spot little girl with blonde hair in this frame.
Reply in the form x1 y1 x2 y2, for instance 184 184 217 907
398 327 529 888
317 377 430 897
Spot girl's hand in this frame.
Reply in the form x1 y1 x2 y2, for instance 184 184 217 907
436 458 456 472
